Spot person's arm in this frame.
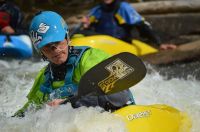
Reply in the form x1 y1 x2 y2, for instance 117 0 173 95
118 2 177 50
13 68 47 117
159 43 177 50
81 5 101 29
1 25 15 34
134 21 162 46
131 21 176 50
135 21 177 50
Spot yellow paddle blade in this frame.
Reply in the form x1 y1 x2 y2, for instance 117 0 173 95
71 35 158 56
114 104 192 132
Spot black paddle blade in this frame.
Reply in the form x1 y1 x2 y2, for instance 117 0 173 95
78 52 146 97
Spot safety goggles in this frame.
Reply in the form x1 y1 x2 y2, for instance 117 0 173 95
41 39 68 53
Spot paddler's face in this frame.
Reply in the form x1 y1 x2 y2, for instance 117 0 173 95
41 39 69 65
103 0 114 4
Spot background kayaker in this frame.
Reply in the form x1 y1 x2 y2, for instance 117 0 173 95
14 11 135 117
81 0 176 50
0 0 27 34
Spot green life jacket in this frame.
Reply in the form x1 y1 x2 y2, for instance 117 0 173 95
40 46 90 99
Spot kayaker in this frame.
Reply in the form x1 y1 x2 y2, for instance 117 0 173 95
14 11 135 117
0 0 26 34
81 0 176 50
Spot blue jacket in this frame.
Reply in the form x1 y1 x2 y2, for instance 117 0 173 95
88 2 143 39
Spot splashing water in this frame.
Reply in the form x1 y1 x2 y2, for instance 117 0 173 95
0 60 199 132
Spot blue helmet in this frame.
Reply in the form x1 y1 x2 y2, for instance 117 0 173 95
29 11 69 50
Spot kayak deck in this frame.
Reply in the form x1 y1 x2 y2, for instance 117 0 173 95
114 104 191 132
71 35 158 56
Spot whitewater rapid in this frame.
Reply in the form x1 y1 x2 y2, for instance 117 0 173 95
0 60 199 132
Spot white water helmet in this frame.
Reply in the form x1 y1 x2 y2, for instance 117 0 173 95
29 11 69 51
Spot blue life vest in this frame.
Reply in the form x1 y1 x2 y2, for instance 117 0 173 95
94 10 127 39
89 2 143 39
40 46 90 99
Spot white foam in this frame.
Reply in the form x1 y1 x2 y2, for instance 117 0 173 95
0 61 199 132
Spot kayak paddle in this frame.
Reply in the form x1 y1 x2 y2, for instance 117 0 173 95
77 52 146 97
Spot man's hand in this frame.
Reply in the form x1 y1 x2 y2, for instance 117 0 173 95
159 44 177 50
1 25 15 34
47 99 66 107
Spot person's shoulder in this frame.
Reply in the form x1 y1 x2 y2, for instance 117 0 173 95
83 48 110 59
0 2 18 10
71 46 90 54
117 1 142 24
118 1 138 13
91 5 101 10
85 47 108 54
0 1 22 17
90 5 101 14
120 1 133 9
35 66 47 81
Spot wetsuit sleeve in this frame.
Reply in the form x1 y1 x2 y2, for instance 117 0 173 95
73 48 110 83
13 67 47 117
115 2 161 45
134 21 162 46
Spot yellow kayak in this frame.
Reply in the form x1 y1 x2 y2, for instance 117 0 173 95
71 35 158 56
114 104 191 132
71 35 191 131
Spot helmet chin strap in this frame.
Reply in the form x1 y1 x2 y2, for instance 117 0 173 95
41 52 48 61
65 32 70 42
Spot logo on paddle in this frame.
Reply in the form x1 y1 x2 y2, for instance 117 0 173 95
98 59 134 93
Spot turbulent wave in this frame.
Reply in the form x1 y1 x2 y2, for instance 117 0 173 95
0 60 199 132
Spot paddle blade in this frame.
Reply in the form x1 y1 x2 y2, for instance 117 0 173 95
78 52 146 97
